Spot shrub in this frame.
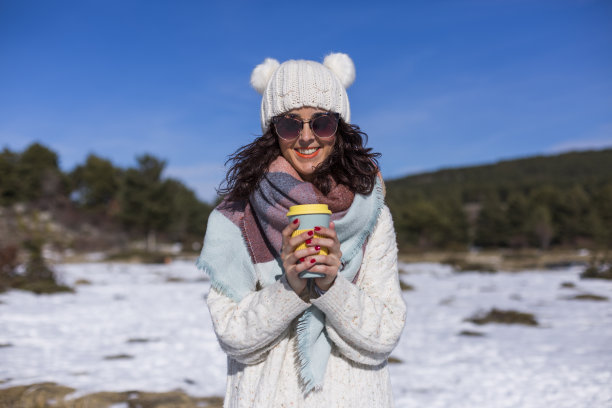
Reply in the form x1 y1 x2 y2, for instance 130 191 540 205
0 245 19 293
466 308 538 326
567 293 609 301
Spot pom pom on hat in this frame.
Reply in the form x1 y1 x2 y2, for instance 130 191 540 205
323 53 355 88
250 58 280 94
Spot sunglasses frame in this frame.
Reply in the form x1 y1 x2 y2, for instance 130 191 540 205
272 112 340 141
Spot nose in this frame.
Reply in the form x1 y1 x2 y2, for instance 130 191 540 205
297 120 315 144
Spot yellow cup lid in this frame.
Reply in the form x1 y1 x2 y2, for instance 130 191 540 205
286 204 332 217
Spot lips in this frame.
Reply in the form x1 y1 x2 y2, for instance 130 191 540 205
295 147 320 158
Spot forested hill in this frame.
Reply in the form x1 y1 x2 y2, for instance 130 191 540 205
2 143 611 254
387 149 612 197
385 149 612 251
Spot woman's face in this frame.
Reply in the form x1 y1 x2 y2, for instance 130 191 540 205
277 106 336 181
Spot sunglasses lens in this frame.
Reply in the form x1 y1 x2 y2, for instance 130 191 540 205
312 115 337 138
275 117 302 140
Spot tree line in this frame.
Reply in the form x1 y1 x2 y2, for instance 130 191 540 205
2 143 610 253
0 142 213 251
385 149 612 251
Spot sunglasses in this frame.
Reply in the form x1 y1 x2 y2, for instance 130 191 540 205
272 112 339 141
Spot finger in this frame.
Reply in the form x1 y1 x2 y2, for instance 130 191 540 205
282 217 301 238
283 251 301 266
289 229 315 249
305 237 336 250
284 266 308 294
303 254 341 269
283 228 313 258
312 228 339 253
312 225 337 240
305 263 333 275
295 260 316 274
306 237 341 258
293 246 320 261
286 261 317 283
281 220 301 258
306 263 340 283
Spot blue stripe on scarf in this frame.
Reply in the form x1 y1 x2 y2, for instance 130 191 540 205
196 210 256 302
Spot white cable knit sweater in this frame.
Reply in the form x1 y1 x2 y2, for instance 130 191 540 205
206 205 406 407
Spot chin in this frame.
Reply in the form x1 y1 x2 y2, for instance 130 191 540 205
293 164 316 181
296 169 315 181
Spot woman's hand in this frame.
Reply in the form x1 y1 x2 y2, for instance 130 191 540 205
280 219 322 295
305 222 342 292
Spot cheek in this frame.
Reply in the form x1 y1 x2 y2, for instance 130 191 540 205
320 140 336 160
278 141 292 159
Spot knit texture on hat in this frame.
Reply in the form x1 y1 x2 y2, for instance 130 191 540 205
250 53 355 132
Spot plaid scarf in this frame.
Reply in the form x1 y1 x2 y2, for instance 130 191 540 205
198 156 384 393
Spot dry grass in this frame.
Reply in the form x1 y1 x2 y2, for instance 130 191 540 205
126 338 158 344
581 265 612 280
0 383 223 408
8 278 74 295
399 280 414 291
105 250 171 264
567 293 609 301
466 308 539 326
458 330 486 337
399 249 591 272
74 279 92 286
102 354 133 360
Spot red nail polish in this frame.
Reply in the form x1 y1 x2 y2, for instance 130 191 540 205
310 259 316 264
314 226 321 231
293 219 299 224
308 230 314 236
315 246 321 251
299 258 304 262
306 239 312 245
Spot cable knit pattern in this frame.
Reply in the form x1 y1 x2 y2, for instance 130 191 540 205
257 57 352 132
206 205 406 407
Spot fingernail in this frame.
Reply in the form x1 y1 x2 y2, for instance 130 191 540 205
315 245 321 251
293 219 299 224
306 239 312 245
314 226 321 231
308 230 314 236
310 259 316 264
299 258 304 262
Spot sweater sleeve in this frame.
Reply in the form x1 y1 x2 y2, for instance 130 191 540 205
311 205 406 366
207 275 310 364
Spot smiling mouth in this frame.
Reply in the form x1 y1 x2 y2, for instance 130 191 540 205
295 147 320 158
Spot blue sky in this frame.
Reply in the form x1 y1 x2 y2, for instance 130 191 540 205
1 0 611 202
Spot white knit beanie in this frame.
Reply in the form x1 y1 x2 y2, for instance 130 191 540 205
250 53 356 132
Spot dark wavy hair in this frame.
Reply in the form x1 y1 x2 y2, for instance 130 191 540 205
218 118 381 202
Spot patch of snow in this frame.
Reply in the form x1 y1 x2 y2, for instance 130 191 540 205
578 248 590 257
84 252 107 262
1 261 611 408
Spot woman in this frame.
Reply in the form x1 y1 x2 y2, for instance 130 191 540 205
198 53 406 407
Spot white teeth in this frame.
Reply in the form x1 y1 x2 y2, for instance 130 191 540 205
297 148 318 154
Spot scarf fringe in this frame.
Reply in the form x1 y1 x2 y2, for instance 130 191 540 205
296 308 319 393
197 253 256 303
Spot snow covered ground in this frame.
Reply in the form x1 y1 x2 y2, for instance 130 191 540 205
1 260 611 407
